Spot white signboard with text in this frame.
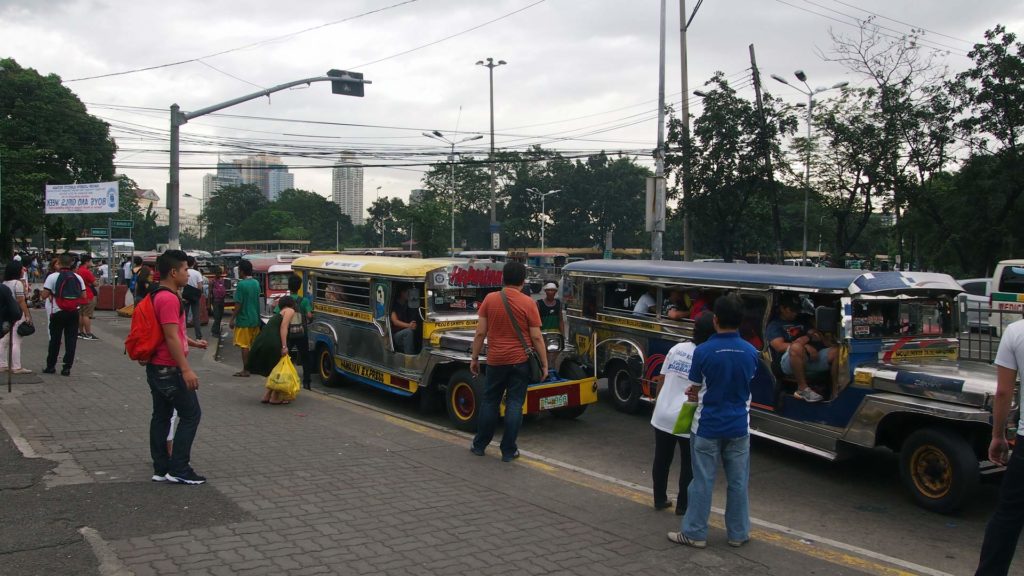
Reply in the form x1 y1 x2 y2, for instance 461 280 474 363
45 181 120 214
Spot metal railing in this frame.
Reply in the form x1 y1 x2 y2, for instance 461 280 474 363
958 296 1014 363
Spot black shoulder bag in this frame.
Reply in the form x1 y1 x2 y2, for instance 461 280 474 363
499 289 545 383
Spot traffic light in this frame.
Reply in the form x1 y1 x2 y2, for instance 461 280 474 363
327 69 365 97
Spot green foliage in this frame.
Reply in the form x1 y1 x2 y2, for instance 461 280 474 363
0 57 117 257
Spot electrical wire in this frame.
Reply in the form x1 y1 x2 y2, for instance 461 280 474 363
798 0 969 54
63 0 420 82
826 0 974 45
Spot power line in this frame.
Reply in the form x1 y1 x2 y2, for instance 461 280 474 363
826 0 974 45
798 0 968 54
63 0 420 82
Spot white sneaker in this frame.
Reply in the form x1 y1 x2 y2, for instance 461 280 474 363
795 388 824 403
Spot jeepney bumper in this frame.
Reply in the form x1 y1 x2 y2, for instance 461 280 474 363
500 376 599 415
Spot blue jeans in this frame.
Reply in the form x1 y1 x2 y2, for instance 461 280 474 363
147 365 202 476
681 434 750 542
471 362 529 457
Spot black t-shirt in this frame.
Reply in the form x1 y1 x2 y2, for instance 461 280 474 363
537 298 561 331
392 301 415 333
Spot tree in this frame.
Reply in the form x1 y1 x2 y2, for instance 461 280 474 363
273 189 352 250
200 184 267 238
0 57 117 258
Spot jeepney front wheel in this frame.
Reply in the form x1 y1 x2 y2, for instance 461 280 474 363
552 361 588 420
899 428 978 514
608 362 642 414
446 369 483 432
316 345 344 388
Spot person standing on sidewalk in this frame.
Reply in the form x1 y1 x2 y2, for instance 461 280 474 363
469 262 547 462
42 254 86 376
230 259 260 378
77 254 99 340
0 261 33 374
208 266 230 338
668 293 759 549
975 319 1024 575
146 249 208 485
650 312 715 515
184 256 205 341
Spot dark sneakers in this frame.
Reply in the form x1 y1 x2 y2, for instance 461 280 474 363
165 470 207 485
501 450 521 463
42 367 56 374
60 367 71 376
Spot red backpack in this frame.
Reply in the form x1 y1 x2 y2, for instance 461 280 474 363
54 270 87 312
125 287 176 362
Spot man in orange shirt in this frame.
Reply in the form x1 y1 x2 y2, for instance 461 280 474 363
469 262 548 462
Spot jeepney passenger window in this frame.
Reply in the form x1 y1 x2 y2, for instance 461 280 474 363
316 278 370 309
605 283 656 315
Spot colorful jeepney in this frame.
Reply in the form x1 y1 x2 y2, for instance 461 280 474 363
561 260 1009 513
292 255 598 431
244 253 302 315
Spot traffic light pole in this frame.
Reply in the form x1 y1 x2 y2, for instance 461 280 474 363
168 72 369 249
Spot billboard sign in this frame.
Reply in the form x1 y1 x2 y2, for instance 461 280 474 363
45 181 120 214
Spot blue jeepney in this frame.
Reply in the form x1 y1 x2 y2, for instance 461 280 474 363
561 260 1005 513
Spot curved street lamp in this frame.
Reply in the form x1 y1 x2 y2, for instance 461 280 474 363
423 131 483 255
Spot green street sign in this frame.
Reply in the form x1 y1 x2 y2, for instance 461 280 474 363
110 219 133 228
90 228 109 237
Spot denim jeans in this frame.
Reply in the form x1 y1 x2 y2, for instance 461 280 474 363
211 301 225 337
976 444 1024 575
393 328 415 354
147 364 202 476
681 434 750 542
471 361 529 457
186 298 202 339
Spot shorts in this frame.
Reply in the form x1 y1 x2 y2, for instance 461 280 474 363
80 299 96 318
780 347 832 375
233 326 260 349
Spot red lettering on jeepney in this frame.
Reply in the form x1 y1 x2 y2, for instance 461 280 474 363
449 266 502 287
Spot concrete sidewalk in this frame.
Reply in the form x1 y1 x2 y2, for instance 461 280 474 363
0 310 876 576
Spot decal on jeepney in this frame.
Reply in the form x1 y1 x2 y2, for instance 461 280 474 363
597 313 662 332
314 303 373 323
893 371 964 393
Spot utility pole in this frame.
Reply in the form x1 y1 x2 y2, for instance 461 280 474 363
476 58 506 250
749 44 784 263
652 0 667 261
678 0 694 261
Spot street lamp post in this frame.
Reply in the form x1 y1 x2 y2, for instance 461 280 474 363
423 131 483 255
526 188 560 253
182 193 204 248
167 70 370 249
771 70 848 265
376 185 384 249
476 57 506 250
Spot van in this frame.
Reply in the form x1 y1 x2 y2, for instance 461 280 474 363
988 259 1024 336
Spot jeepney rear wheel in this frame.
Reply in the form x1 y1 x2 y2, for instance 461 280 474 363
446 369 482 432
316 345 344 388
899 428 978 514
608 362 642 414
552 361 588 420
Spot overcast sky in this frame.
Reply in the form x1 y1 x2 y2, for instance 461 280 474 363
2 0 1022 219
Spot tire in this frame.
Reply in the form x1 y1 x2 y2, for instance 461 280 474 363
445 369 483 432
899 427 979 514
608 362 642 413
316 345 344 387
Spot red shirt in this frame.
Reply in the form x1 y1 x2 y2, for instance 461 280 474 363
478 288 541 366
150 289 188 367
77 265 97 299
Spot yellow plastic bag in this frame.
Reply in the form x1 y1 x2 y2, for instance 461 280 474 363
266 355 301 400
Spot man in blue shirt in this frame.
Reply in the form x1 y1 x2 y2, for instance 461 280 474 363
668 293 759 550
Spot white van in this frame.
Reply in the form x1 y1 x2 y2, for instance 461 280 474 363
988 259 1024 336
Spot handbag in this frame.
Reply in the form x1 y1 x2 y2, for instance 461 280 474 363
16 322 35 337
181 283 202 304
499 289 545 383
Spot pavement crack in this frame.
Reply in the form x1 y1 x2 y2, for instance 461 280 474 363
0 537 83 556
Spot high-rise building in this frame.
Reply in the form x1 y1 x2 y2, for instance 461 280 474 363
332 154 364 225
201 155 292 203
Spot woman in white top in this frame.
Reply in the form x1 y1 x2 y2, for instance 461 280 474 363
0 261 34 374
650 312 715 514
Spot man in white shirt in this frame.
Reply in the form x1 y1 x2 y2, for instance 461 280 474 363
97 260 109 284
185 256 206 340
976 319 1024 575
633 286 658 317
42 254 87 376
122 257 133 285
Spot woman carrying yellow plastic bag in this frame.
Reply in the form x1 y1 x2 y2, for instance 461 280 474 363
267 355 301 403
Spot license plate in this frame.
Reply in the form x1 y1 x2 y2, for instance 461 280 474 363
539 393 569 410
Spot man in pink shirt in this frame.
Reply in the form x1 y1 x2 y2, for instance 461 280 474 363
146 250 208 485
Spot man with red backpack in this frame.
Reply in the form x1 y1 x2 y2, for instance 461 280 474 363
127 249 209 485
42 254 87 376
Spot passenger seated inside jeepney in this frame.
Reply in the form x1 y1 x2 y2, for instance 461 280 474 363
663 288 688 320
766 293 837 403
633 286 658 316
390 284 418 355
325 283 345 302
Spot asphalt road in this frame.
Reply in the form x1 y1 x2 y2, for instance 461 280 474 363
105 313 1002 575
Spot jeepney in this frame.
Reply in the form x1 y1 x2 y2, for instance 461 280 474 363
244 253 302 315
561 260 1009 513
292 255 598 431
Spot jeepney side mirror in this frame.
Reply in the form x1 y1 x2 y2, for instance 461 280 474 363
816 306 839 335
544 333 564 352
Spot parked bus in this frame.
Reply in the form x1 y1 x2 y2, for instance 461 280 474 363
292 254 597 431
560 259 1005 513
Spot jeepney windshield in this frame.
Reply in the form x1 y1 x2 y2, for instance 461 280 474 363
428 287 501 318
269 272 291 291
851 297 955 339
